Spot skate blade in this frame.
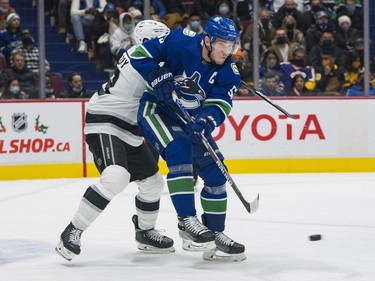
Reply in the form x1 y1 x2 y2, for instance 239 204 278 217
137 243 175 254
202 250 247 262
55 241 75 261
181 239 216 252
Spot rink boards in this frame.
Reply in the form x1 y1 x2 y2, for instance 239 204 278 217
0 98 374 180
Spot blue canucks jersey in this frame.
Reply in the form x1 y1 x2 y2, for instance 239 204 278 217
130 28 241 127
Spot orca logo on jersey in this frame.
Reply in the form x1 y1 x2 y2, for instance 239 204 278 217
175 72 206 109
178 72 205 98
151 72 173 88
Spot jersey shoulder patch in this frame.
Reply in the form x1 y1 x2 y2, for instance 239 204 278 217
182 28 196 37
231 62 240 75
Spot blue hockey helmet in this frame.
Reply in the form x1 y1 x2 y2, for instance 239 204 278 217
203 16 239 54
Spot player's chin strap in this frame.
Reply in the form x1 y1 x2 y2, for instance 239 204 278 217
171 91 259 214
203 41 215 65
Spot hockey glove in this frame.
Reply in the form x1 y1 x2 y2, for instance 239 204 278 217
192 111 217 137
149 67 180 105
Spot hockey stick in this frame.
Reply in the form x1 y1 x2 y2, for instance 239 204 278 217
240 80 296 121
172 92 259 214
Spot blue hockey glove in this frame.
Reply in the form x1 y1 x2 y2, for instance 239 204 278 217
149 67 180 105
192 111 217 137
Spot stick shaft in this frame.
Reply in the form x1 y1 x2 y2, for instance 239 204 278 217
172 92 258 213
240 80 295 119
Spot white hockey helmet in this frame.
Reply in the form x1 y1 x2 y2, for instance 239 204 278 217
134 20 170 46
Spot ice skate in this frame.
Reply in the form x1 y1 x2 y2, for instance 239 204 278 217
55 222 83 261
132 215 175 253
202 232 246 262
178 216 216 252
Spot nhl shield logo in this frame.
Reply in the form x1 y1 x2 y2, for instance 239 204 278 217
12 113 28 132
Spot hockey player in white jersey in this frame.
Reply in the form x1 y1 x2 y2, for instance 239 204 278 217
55 20 173 261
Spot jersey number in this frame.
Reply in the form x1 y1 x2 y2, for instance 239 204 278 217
100 54 130 95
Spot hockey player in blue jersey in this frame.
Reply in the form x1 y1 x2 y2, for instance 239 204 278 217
131 16 246 262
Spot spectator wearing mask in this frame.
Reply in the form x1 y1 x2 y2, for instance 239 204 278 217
298 0 329 34
268 27 292 62
241 8 276 60
110 12 137 58
0 78 28 99
185 14 203 34
0 0 15 32
334 15 362 55
128 8 143 27
214 0 242 32
280 46 315 91
336 0 363 31
13 29 50 72
272 0 302 29
304 10 334 52
282 15 305 48
1 51 38 98
215 0 232 17
65 72 93 98
45 75 64 99
309 30 346 75
259 49 283 79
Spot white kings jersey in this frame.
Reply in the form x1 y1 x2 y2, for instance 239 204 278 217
84 46 146 147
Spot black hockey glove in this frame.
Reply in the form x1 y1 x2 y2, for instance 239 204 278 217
149 67 180 105
192 111 216 137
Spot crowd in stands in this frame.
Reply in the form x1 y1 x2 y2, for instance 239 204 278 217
0 0 374 100
239 0 373 97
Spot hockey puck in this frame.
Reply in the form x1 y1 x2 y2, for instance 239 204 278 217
309 234 322 241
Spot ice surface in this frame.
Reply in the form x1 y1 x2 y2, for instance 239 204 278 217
1 173 374 281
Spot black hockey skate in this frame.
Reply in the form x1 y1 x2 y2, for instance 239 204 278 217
202 232 246 262
132 215 175 253
55 222 83 261
177 216 216 252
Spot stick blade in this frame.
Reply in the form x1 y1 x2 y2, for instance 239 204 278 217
244 193 260 214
